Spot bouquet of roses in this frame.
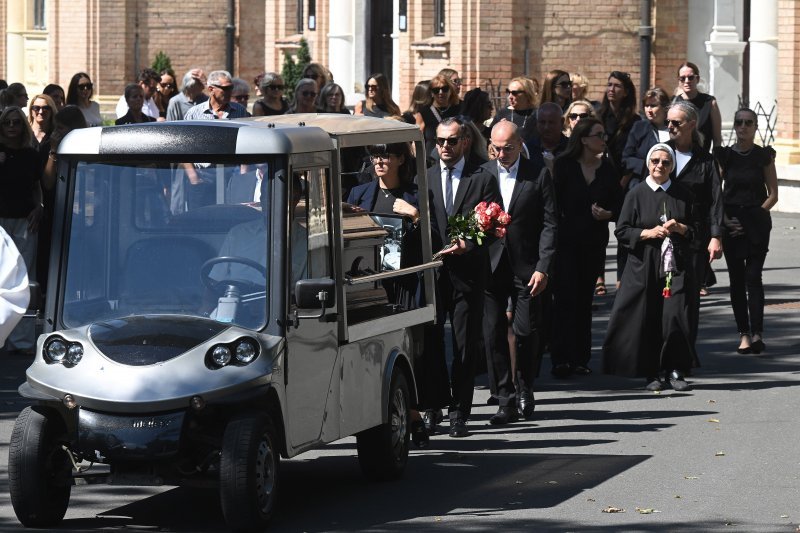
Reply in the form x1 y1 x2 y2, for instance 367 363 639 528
660 201 676 298
434 201 511 259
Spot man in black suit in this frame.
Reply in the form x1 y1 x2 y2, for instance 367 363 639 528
427 116 501 438
226 164 266 204
482 120 557 424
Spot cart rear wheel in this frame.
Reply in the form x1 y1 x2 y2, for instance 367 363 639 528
356 370 410 480
220 413 280 532
8 406 72 528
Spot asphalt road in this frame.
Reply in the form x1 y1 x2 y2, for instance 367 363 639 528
1 214 799 532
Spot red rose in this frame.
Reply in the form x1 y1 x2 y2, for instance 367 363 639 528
497 212 511 226
477 213 492 230
475 202 488 215
662 288 671 298
485 202 501 217
494 226 507 238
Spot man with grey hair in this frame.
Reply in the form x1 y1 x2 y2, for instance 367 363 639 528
528 102 568 172
166 68 208 121
184 70 248 120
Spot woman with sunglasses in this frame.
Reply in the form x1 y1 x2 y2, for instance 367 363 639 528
491 77 539 145
0 106 43 354
603 143 697 392
540 70 573 112
673 62 722 152
253 73 289 116
27 94 56 151
287 78 319 114
418 74 462 159
563 99 595 137
354 73 400 118
66 72 103 127
42 84 66 111
317 83 350 114
154 69 177 120
622 87 671 189
550 118 621 378
714 109 778 355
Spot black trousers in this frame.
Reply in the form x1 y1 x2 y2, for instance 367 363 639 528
483 254 540 407
726 252 767 334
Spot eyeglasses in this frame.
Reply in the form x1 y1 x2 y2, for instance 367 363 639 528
78 83 93 91
370 154 396 163
159 82 176 89
678 75 697 82
31 105 52 114
1 118 22 127
505 89 525 96
211 84 234 92
586 132 608 140
301 91 318 98
431 86 450 95
734 118 755 127
266 85 285 91
490 144 518 153
555 81 572 88
568 112 589 120
667 119 685 128
435 136 462 147
650 157 672 167
366 84 379 91
233 94 250 102
451 78 462 86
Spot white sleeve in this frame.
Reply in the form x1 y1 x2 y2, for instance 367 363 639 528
115 95 128 118
0 227 30 345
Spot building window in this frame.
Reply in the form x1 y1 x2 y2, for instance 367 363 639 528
296 0 304 34
308 0 316 30
34 0 46 30
434 0 445 35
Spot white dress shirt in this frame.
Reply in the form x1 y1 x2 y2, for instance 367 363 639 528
440 157 466 208
497 157 521 210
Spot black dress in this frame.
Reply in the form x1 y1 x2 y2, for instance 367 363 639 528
490 107 538 146
603 180 697 378
253 99 288 116
551 157 622 369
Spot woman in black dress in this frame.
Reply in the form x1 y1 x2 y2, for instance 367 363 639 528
550 118 621 378
490 76 539 145
253 73 289 116
317 83 351 114
354 73 401 118
673 61 722 152
603 143 696 391
714 108 778 354
418 74 462 159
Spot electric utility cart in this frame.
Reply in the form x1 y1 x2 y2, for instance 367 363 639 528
8 115 439 531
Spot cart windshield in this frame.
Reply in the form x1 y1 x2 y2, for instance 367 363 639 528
61 160 279 330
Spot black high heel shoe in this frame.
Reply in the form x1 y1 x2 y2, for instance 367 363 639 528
737 333 752 355
411 420 429 448
751 334 765 354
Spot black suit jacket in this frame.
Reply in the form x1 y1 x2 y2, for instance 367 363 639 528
426 158 501 292
483 156 558 281
622 119 662 180
226 171 260 204
667 140 723 242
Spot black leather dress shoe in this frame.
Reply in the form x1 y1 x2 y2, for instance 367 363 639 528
551 363 572 379
668 370 691 392
449 418 469 438
423 409 443 435
486 396 499 406
518 389 535 419
489 406 520 425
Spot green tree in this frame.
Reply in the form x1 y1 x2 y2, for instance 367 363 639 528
152 51 173 75
281 38 312 103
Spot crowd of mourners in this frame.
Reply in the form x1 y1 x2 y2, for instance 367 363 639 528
0 60 778 442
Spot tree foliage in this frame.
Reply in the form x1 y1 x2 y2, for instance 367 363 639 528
281 38 312 103
152 51 174 75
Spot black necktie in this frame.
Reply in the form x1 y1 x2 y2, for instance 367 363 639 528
445 167 454 216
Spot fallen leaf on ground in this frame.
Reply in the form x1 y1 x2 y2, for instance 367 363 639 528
708 399 716 403
779 514 788 518
684 476 699 479
674 495 682 498
602 506 625 513
546 480 558 484
587 498 596 502
636 507 660 514
715 451 726 456
708 418 720 423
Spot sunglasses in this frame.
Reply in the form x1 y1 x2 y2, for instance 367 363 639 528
31 105 52 114
266 85 285 91
431 86 450 95
667 119 687 128
586 132 608 140
2 118 23 127
490 144 518 153
650 157 672 167
301 91 318 98
555 81 572 88
369 154 397 163
233 94 250 102
505 89 525 96
211 84 234 92
734 118 755 127
366 84 379 91
159 82 176 89
435 136 462 147
568 112 589 120
678 75 697 82
78 83 93 90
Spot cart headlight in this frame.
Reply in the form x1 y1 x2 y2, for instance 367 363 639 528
44 338 68 363
234 339 258 364
210 345 232 367
44 337 84 366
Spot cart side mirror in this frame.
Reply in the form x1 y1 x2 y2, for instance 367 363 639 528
295 278 336 312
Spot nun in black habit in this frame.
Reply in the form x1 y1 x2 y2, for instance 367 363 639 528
602 143 698 392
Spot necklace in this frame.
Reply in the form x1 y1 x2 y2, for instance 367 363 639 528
511 108 530 129
733 143 753 156
380 188 393 198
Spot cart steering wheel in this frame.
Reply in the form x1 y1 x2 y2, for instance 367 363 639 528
200 256 268 294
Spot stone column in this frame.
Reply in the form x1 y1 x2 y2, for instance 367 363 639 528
704 0 747 137
391 0 400 104
748 0 778 140
328 0 355 104
5 1 25 84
